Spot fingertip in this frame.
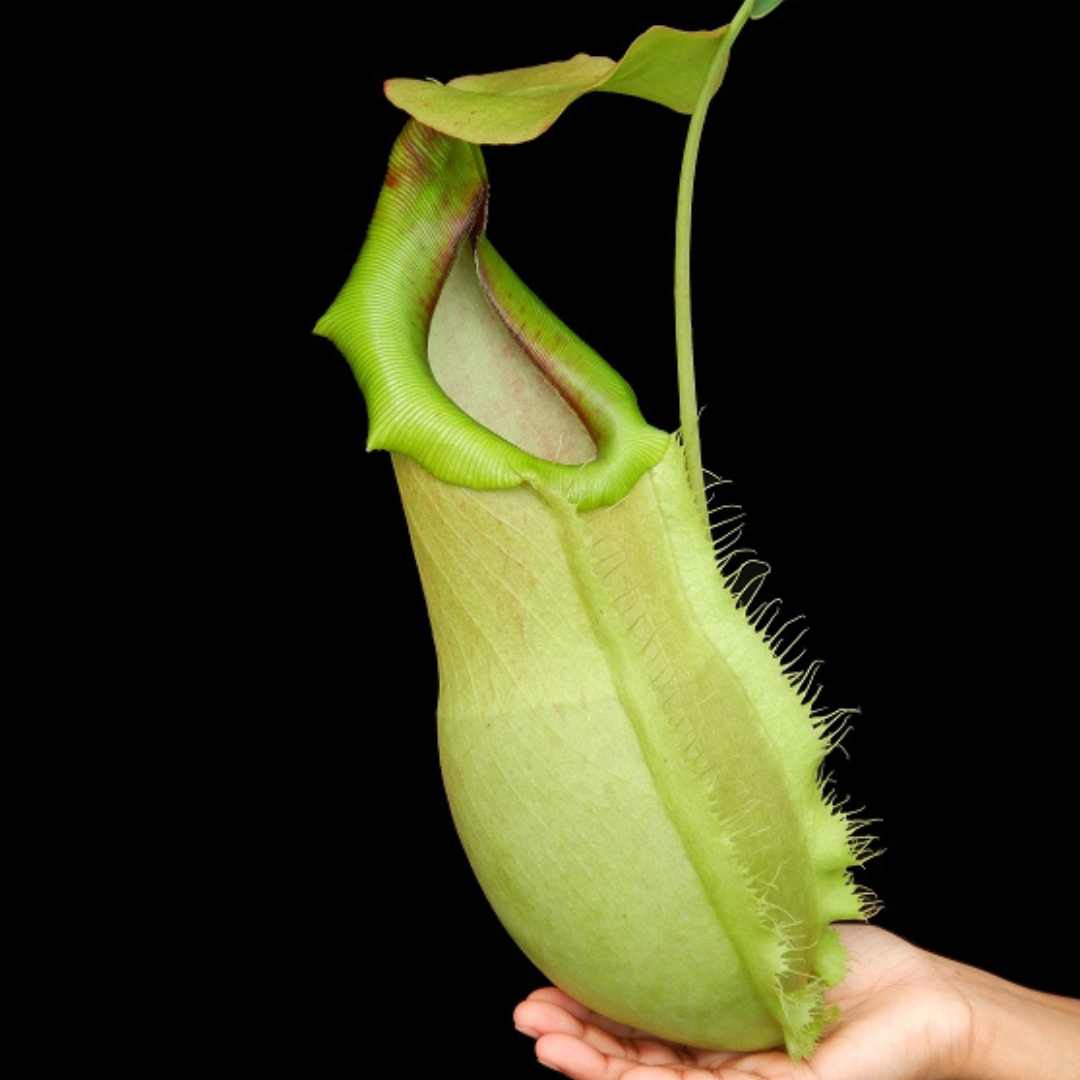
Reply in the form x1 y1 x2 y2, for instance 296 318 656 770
533 1032 608 1078
513 999 541 1039
515 996 587 1041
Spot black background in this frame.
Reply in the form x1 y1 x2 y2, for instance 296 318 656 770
125 1 1076 1074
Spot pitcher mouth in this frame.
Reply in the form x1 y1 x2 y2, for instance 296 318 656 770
314 119 670 510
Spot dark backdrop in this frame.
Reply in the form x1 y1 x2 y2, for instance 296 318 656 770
132 1 1076 1074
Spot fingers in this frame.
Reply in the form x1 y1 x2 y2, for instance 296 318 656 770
514 988 745 1080
530 1032 726 1080
533 1032 630 1080
515 991 653 1061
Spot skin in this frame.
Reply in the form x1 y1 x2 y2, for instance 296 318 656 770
513 923 1080 1080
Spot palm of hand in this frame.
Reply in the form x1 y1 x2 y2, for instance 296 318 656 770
513 924 975 1080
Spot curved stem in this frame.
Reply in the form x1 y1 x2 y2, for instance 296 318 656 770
675 0 755 527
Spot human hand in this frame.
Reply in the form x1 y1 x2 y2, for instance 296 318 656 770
513 922 1080 1080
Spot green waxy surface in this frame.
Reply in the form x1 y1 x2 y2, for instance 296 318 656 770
394 437 865 1054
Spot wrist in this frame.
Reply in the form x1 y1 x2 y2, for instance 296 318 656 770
947 958 1080 1080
